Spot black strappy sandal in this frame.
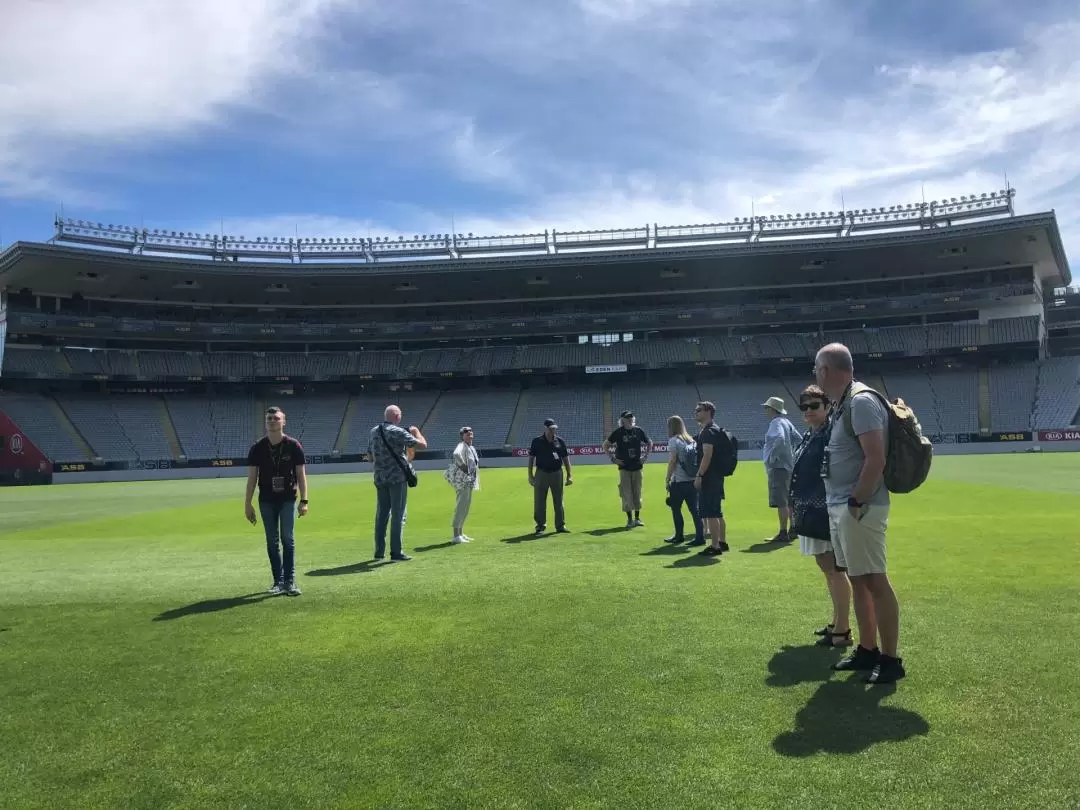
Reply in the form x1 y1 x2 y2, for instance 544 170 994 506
816 629 852 648
815 624 834 637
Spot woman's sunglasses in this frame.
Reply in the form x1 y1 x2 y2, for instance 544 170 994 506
798 401 825 412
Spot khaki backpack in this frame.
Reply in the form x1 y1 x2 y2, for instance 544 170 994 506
842 382 933 494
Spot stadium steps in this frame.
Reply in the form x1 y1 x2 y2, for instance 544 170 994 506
253 398 265 445
978 368 992 433
505 388 529 447
56 352 74 375
603 387 614 436
334 395 358 454
49 396 96 460
157 397 185 459
418 392 442 434
865 374 890 399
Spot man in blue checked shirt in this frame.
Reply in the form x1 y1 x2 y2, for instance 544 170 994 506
762 395 802 543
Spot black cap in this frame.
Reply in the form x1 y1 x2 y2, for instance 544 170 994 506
543 418 558 428
620 410 634 419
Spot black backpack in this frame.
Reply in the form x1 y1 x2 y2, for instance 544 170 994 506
715 428 739 477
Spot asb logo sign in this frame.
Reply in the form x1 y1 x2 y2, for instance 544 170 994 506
9 433 24 455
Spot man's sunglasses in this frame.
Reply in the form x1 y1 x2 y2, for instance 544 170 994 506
798 401 825 412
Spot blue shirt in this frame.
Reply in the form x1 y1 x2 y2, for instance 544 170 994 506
368 422 418 486
763 416 801 471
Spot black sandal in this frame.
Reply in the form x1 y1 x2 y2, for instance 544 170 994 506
814 624 834 637
816 629 852 648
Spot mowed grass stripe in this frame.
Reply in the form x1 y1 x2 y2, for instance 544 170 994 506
2 456 1078 809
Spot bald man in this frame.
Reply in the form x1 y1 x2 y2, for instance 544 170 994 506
369 404 427 562
815 342 904 685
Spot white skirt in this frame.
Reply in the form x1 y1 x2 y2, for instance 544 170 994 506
799 535 832 557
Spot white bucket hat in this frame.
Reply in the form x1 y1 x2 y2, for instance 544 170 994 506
762 396 787 415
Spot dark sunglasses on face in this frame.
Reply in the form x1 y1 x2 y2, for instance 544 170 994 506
798 401 824 412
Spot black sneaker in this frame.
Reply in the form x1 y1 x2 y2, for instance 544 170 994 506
719 541 730 553
865 655 906 684
832 645 880 671
685 538 705 547
663 535 685 544
698 546 723 556
556 526 571 534
535 525 546 535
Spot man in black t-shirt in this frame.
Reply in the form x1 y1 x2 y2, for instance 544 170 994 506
245 406 308 596
528 418 573 534
603 410 652 527
692 400 730 557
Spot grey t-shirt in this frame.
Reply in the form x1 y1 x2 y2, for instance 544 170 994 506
669 436 697 483
824 390 890 506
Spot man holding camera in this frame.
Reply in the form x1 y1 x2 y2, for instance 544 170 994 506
369 404 427 562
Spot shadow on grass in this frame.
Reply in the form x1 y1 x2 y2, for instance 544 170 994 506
414 542 454 552
767 644 930 756
307 560 386 577
665 553 720 569
153 593 275 622
501 532 546 544
741 539 793 554
587 527 632 537
640 544 691 556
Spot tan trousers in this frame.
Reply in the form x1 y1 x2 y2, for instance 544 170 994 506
619 468 643 511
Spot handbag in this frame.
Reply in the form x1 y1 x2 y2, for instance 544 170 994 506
379 425 418 488
789 428 830 541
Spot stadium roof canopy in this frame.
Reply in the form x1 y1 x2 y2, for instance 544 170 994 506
0 190 1071 308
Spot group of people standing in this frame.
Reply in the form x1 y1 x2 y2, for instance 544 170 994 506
242 340 904 685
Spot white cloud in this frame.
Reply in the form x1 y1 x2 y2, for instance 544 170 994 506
0 0 347 200
9 0 1079 284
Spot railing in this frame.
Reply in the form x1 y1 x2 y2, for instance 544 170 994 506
51 189 1017 265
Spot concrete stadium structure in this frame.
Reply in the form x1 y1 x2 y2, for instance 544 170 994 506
1 187 1078 483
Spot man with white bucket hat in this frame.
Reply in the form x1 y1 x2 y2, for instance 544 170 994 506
762 395 802 543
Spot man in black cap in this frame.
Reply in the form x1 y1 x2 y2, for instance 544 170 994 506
603 410 652 527
528 418 573 534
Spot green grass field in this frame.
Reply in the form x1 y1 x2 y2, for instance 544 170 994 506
3 455 1079 809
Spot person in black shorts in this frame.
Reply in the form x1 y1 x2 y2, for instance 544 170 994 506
245 406 309 596
693 400 731 556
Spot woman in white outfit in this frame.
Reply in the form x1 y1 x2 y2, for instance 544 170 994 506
445 426 480 544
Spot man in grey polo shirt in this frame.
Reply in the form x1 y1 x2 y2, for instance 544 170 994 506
815 343 905 685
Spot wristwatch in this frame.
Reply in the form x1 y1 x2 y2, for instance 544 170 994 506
300 499 309 505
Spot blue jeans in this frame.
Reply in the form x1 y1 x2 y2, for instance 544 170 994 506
669 480 705 542
375 481 409 558
260 500 296 584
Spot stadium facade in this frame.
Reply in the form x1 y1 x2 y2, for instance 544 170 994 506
0 188 1078 484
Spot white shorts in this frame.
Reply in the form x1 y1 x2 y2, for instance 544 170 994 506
799 535 832 557
827 503 889 577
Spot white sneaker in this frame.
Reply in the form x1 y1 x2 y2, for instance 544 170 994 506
452 536 469 544
462 535 475 542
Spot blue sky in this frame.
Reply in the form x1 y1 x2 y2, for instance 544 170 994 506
1 0 1078 285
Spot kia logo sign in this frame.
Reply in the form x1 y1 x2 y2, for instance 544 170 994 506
10 433 24 455
1038 429 1080 442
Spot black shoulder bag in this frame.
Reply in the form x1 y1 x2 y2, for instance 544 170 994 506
379 425 418 488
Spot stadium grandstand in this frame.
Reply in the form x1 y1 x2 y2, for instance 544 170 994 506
1 186 1078 482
